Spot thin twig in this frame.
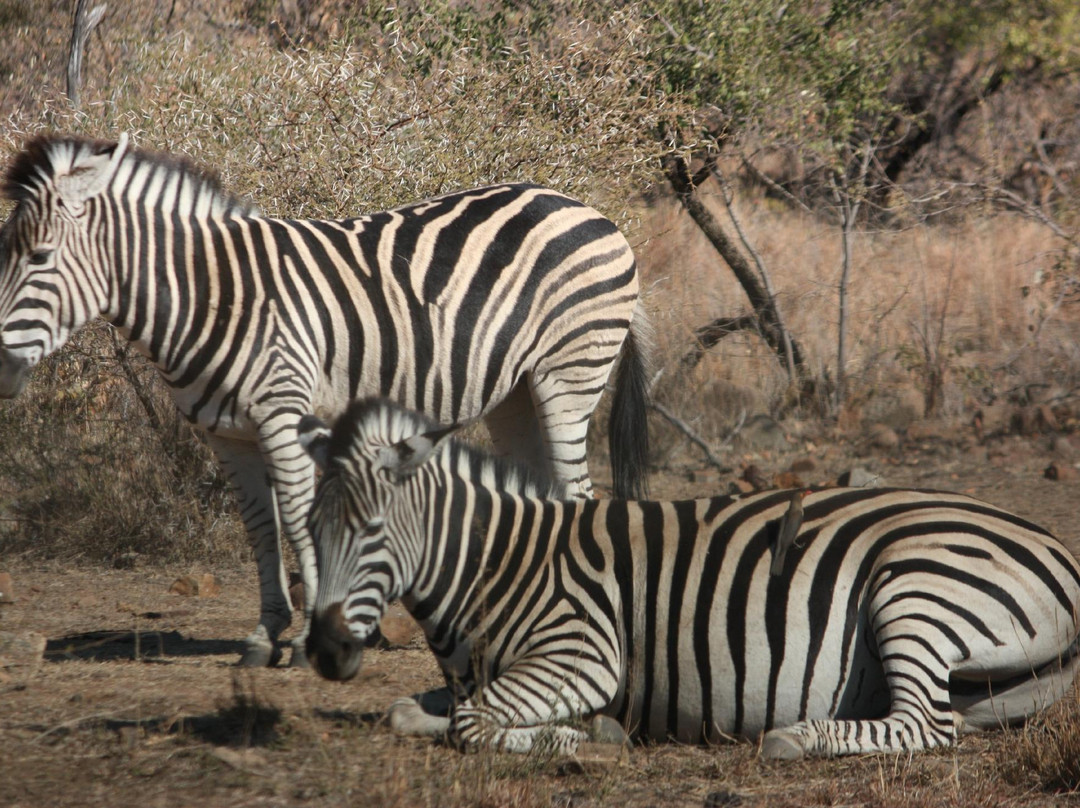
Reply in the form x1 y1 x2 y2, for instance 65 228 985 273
33 710 133 744
648 401 732 472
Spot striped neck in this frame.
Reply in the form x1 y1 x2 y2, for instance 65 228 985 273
100 149 256 369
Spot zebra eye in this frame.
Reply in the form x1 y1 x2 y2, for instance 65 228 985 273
362 518 385 537
27 249 53 266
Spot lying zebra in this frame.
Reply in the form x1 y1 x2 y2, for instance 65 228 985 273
298 398 1080 758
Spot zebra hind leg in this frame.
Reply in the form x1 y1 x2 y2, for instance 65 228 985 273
483 379 555 484
762 607 963 758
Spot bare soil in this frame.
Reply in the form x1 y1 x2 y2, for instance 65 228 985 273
3 426 1080 808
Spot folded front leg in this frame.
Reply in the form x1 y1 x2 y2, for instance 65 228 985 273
447 656 620 754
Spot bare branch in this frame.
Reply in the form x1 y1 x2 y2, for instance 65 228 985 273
648 401 733 472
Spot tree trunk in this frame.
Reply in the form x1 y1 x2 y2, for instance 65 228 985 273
67 0 107 109
664 154 811 387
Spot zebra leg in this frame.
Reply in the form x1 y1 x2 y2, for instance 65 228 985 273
447 658 620 754
206 434 290 667
528 365 608 499
389 694 629 752
256 413 320 668
762 613 961 759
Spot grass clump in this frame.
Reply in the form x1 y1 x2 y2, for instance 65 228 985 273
995 688 1080 793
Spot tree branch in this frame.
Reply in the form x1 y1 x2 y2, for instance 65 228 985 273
664 154 810 385
67 0 107 109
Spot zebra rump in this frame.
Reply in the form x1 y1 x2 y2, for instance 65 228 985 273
301 397 1080 758
0 134 650 668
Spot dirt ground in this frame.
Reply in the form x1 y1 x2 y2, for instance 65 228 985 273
3 424 1080 808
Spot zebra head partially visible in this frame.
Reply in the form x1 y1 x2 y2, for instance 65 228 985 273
298 398 566 681
298 400 459 680
0 135 129 396
0 133 253 399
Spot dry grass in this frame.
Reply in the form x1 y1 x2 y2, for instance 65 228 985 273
996 687 1080 794
637 184 1080 449
2 4 1080 806
0 322 246 564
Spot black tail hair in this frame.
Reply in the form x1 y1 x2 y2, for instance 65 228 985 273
608 308 651 500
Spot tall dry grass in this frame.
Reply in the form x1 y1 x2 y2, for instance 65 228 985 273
637 181 1080 446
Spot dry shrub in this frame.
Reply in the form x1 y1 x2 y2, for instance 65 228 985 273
0 2 688 561
0 321 245 564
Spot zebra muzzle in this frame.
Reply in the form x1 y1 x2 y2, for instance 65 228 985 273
0 350 33 399
306 602 364 681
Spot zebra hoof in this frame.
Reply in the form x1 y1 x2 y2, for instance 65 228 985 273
388 697 450 738
238 643 283 668
288 640 311 669
760 729 805 761
590 715 631 746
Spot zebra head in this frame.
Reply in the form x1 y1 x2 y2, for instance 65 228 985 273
297 400 457 681
0 134 129 397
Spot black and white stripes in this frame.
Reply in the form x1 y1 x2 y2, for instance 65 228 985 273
0 134 650 666
301 398 1080 757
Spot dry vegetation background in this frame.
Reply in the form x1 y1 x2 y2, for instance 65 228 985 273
3 1 1080 806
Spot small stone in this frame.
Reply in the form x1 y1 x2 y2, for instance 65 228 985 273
0 572 14 604
789 457 816 473
379 604 422 647
0 630 46 668
837 468 883 488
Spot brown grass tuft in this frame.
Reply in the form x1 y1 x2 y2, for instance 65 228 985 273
994 687 1080 793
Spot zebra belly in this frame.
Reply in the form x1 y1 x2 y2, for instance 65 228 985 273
612 619 890 742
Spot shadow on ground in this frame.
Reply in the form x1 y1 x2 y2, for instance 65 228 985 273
46 630 245 662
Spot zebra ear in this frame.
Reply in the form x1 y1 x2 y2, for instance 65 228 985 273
55 133 130 206
379 425 458 480
297 414 333 471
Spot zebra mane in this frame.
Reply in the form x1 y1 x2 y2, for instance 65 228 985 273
3 134 256 216
328 398 570 501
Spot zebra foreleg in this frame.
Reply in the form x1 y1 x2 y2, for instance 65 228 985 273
207 434 292 667
761 709 957 760
257 413 321 668
444 659 620 754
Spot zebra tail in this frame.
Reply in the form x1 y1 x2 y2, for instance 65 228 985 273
609 302 653 500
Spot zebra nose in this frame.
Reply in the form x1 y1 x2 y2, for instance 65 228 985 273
306 602 363 681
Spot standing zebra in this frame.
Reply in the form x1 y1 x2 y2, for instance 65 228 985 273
300 398 1080 758
0 134 650 667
